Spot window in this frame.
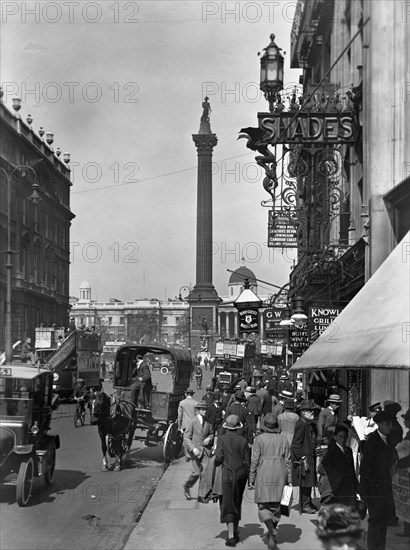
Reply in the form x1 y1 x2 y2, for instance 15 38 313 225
108 317 112 325
119 317 125 325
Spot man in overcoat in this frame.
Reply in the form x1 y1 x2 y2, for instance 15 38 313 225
183 401 214 503
359 410 397 550
290 400 318 514
130 353 153 408
317 394 342 445
178 388 198 460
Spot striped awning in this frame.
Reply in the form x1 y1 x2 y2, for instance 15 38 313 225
290 231 410 371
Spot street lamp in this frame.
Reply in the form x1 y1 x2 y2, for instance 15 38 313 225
259 33 284 113
178 285 192 351
0 165 40 363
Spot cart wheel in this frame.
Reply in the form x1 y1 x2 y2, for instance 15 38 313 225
163 422 183 464
16 457 34 507
44 445 56 486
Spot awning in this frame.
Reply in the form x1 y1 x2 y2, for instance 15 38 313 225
290 231 410 371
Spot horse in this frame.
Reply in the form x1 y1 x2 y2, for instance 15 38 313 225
90 391 138 472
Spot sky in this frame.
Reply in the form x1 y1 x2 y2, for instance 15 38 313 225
1 0 301 302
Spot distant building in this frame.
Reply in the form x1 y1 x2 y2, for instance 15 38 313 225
0 98 74 348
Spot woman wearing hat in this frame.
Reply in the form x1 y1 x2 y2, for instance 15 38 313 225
316 503 365 550
249 413 292 549
214 414 250 547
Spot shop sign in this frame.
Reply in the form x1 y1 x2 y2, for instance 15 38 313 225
289 322 310 354
238 308 259 333
215 342 224 356
263 307 288 338
268 210 298 248
309 306 344 342
257 112 355 144
261 343 283 356
236 344 245 358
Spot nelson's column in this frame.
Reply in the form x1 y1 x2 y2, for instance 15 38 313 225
190 97 221 357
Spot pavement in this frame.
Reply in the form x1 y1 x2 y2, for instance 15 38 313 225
121 452 409 550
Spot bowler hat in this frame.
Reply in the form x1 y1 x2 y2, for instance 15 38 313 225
401 409 410 420
279 389 294 400
327 394 342 404
298 400 316 411
368 401 382 413
223 414 243 430
185 388 195 395
260 413 279 432
195 401 208 409
284 398 296 410
374 410 396 424
206 384 213 391
383 400 401 416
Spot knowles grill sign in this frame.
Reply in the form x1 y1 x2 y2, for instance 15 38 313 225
238 309 259 333
309 306 344 342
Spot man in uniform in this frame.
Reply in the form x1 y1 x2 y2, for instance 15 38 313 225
130 353 152 408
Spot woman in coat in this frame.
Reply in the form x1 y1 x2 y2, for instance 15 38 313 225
249 413 292 550
290 400 318 514
214 414 251 548
319 425 358 507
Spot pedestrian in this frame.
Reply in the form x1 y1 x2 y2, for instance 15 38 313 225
256 381 269 407
348 401 382 474
202 384 214 406
214 414 250 547
261 388 279 417
316 503 365 550
225 390 253 444
277 373 292 395
204 357 210 371
274 389 293 417
178 388 198 461
246 387 262 437
395 408 410 539
290 400 318 514
19 337 32 363
101 359 107 380
383 400 403 447
249 413 292 550
317 394 342 446
359 410 397 550
318 425 358 508
237 376 247 392
205 391 224 438
183 401 214 503
130 353 153 408
277 398 299 446
195 365 203 389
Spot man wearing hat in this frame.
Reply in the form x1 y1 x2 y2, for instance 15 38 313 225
183 401 214 503
278 398 299 446
277 373 293 396
317 394 342 446
202 384 214 406
383 400 403 447
291 400 318 514
178 389 198 460
359 410 397 550
130 352 153 408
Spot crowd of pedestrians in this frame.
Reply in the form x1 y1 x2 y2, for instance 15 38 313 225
176 369 410 550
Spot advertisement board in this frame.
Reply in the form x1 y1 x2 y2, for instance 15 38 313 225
309 306 343 342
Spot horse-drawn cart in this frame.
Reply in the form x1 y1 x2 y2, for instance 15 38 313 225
0 364 60 505
113 345 192 463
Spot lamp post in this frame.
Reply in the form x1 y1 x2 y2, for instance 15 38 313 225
259 34 284 113
178 285 193 351
0 165 40 363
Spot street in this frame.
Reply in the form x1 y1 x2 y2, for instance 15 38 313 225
0 382 166 550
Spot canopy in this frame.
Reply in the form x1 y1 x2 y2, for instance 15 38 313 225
290 231 410 371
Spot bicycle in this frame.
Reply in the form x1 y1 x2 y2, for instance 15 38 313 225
74 398 86 427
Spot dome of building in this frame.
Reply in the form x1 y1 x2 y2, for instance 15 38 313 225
228 265 257 285
80 280 91 289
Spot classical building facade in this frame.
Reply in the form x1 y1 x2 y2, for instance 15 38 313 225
288 0 410 410
0 98 74 348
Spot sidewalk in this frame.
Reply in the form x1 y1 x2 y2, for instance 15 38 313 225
124 456 410 550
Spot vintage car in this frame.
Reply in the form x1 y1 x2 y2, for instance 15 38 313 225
0 364 60 506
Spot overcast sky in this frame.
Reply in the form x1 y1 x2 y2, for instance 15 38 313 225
2 0 301 302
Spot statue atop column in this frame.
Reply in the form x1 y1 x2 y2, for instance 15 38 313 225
201 96 211 122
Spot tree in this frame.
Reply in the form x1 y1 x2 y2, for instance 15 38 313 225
126 312 160 344
175 311 190 342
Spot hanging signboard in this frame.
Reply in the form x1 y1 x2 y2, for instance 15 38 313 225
289 322 310 355
309 306 344 343
263 307 287 340
257 112 356 145
268 210 298 248
238 309 259 333
261 343 283 356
